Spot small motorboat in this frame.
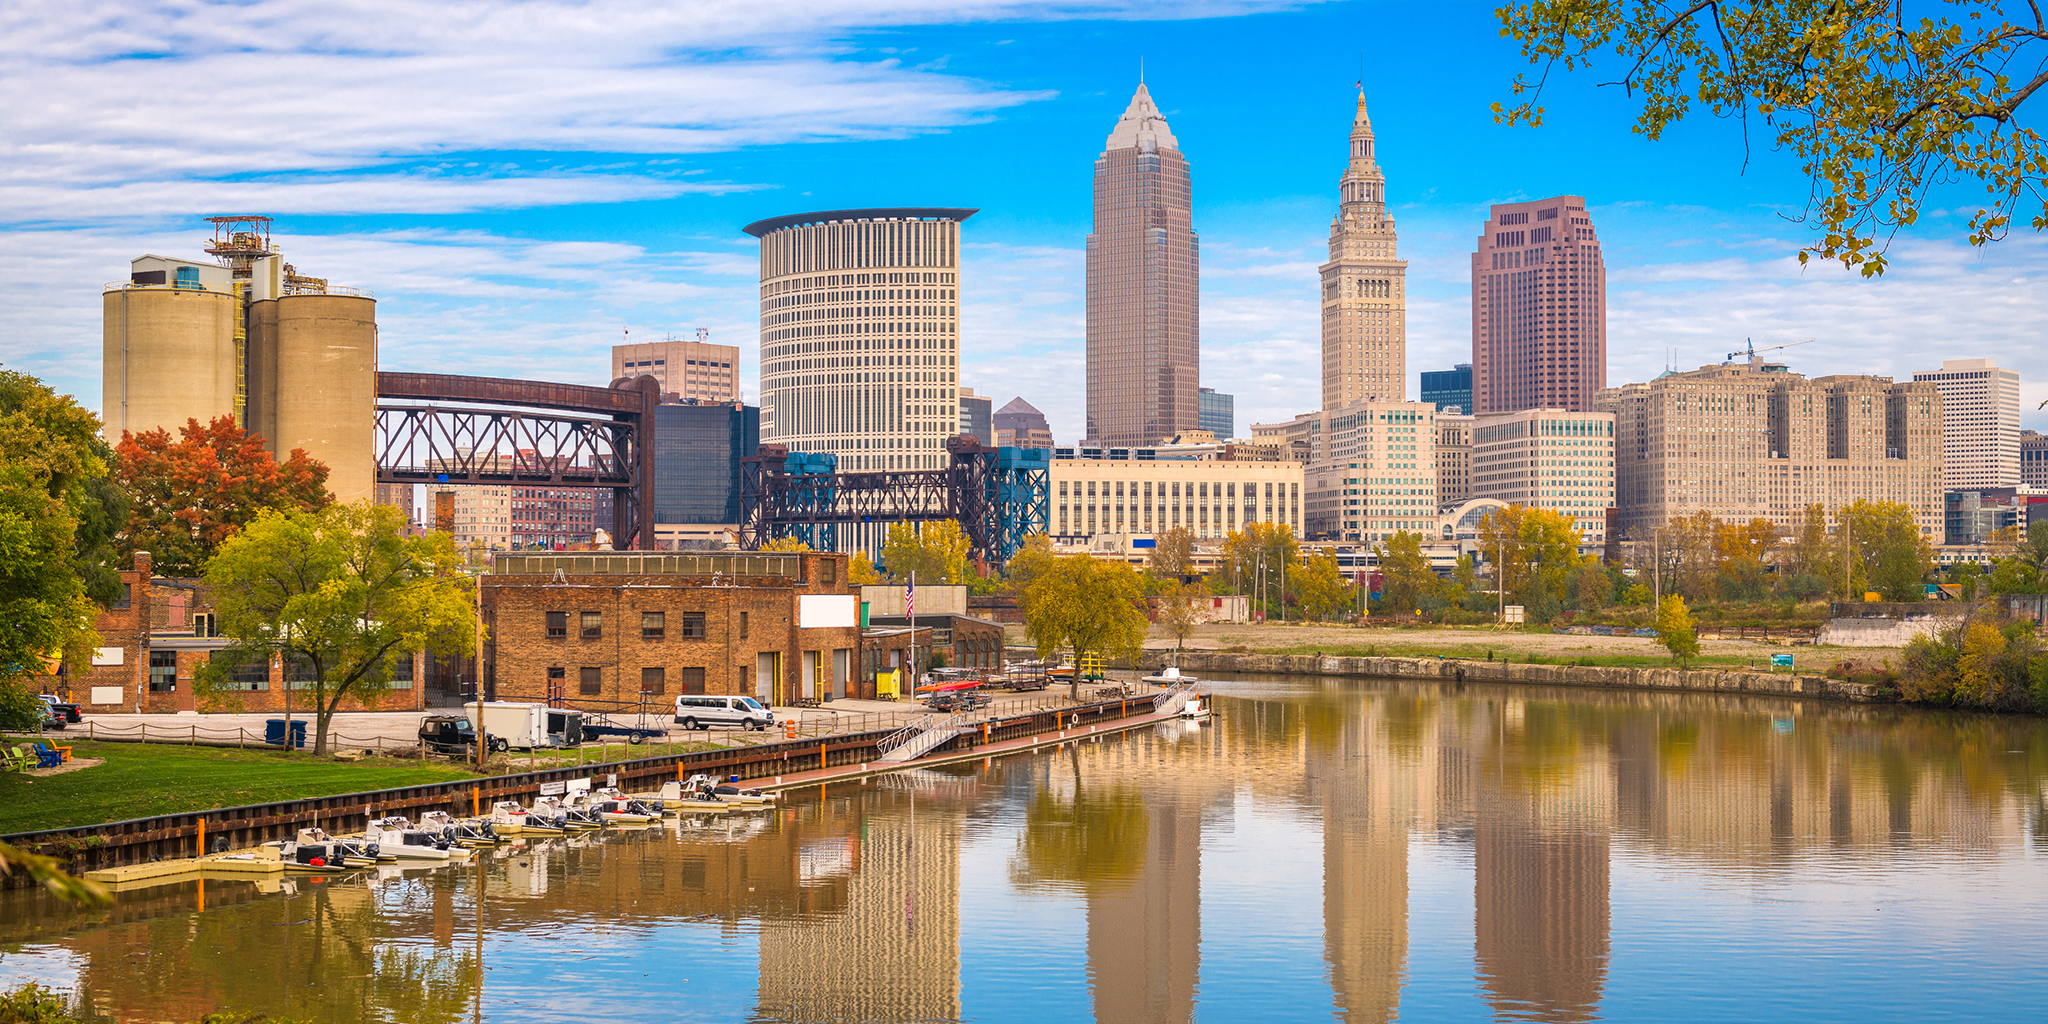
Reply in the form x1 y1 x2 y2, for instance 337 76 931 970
660 778 732 812
491 800 563 836
588 787 661 824
689 773 776 805
418 810 500 847
539 794 603 831
1142 665 1198 685
274 827 380 871
1178 695 1213 720
360 816 463 861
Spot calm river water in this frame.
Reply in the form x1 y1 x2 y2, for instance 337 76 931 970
5 676 2048 1023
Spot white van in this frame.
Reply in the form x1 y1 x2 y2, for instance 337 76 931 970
673 695 775 731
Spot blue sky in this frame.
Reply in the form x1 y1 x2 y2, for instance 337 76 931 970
4 0 2044 441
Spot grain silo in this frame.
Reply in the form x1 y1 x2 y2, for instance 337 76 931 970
101 256 240 444
248 287 378 504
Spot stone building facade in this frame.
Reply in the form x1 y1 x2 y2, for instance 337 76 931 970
1050 454 1303 542
1470 408 1616 548
1436 412 1474 506
1596 361 1944 538
481 550 862 706
1321 90 1409 410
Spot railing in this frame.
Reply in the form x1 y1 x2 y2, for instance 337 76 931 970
877 712 975 763
1153 681 1198 716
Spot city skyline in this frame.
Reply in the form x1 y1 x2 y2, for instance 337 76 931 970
8 1 2048 445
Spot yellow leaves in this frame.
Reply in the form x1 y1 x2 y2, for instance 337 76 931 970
1955 621 2008 706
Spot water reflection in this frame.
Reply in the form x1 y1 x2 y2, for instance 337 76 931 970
3 679 2045 1023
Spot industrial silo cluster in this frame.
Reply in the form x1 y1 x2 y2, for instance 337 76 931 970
101 217 376 503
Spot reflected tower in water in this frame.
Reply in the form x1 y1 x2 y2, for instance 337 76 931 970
1472 699 1611 1023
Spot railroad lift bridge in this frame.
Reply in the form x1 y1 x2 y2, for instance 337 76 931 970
739 437 1051 566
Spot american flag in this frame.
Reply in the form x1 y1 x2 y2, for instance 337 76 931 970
906 575 914 617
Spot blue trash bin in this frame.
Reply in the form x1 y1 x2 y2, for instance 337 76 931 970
264 719 307 748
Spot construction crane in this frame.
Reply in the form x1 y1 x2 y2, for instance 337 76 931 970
1724 337 1813 364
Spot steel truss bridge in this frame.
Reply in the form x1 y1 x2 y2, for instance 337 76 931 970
739 436 1050 566
375 373 659 548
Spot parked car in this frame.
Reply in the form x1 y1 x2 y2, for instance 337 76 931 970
38 695 81 724
672 695 775 731
37 699 67 731
418 714 506 755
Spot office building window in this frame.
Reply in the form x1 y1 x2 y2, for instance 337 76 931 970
581 612 602 639
642 612 665 639
579 666 603 696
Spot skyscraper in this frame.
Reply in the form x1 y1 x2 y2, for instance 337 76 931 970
1471 197 1606 413
1321 90 1409 410
1197 387 1234 439
1086 83 1199 446
744 208 973 473
1912 358 2022 488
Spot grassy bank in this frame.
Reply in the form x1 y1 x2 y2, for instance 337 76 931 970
0 739 487 835
1244 641 1768 670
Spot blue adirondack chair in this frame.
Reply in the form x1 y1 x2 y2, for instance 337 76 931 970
29 742 62 769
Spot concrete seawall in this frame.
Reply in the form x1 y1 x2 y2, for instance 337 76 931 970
1143 651 1888 703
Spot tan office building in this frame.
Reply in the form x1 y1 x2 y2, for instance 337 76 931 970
1051 456 1302 542
1437 412 1474 506
1320 90 1409 410
1471 197 1606 413
1470 408 1616 547
612 331 740 403
1255 400 1439 541
1597 360 1944 538
1086 83 1200 446
1912 358 2021 488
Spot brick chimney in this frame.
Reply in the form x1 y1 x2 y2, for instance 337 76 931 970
132 550 151 574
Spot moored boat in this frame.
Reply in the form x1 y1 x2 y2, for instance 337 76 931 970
538 795 603 831
360 816 464 861
693 773 775 804
418 809 501 847
491 800 564 836
1178 695 1213 720
660 778 733 812
274 827 380 871
585 787 660 824
1142 665 1198 685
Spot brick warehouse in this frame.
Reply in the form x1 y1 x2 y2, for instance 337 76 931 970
481 551 862 707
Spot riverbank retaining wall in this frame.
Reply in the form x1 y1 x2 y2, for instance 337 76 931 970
1140 651 1888 703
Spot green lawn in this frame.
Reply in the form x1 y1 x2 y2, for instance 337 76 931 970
1252 642 1770 670
0 739 487 835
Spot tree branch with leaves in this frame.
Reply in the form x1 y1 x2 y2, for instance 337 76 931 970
1497 0 2048 275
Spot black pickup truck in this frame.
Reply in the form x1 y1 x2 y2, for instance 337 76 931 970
39 695 81 724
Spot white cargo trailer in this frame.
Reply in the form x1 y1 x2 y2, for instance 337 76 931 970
464 701 584 750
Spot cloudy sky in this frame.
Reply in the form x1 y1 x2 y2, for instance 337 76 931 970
5 0 2044 440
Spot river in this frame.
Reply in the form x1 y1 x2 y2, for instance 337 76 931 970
4 675 2046 1022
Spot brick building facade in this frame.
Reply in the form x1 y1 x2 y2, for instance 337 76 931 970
481 550 862 707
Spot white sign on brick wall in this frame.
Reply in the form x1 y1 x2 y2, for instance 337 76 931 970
90 647 123 666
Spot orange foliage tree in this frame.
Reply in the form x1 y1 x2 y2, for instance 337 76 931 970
114 416 332 576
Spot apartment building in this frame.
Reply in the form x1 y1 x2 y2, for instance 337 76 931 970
1597 360 1944 538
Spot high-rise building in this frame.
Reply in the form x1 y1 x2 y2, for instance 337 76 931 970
1421 364 1473 413
993 396 1055 449
1198 387 1234 440
1597 360 1944 539
1086 83 1200 446
1470 409 1617 547
957 387 993 445
1436 412 1474 506
1912 358 2021 488
2023 430 2048 489
650 401 759 550
744 208 973 474
1472 197 1606 414
1321 90 1409 410
1258 401 1438 542
612 330 740 404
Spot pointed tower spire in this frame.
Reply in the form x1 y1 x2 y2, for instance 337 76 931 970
1105 81 1178 152
1319 86 1408 412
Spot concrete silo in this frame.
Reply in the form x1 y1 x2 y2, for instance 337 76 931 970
248 290 378 504
101 257 240 444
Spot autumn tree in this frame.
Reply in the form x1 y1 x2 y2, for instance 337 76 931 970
1374 531 1438 616
759 535 813 552
1218 521 1300 613
114 415 330 576
848 551 884 585
1496 1 2048 276
0 368 125 729
1291 550 1354 621
1477 505 1585 616
1716 517 1780 601
1662 510 1722 602
1147 526 1195 583
201 502 478 754
1655 595 1701 668
1019 553 1149 699
880 519 972 585
1154 580 1204 662
1785 503 1838 599
1571 561 1613 609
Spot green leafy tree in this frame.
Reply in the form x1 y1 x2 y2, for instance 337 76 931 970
0 368 123 727
1655 594 1701 667
1154 580 1204 661
1292 550 1354 621
1496 0 2048 277
1985 529 2048 594
201 502 478 754
1374 531 1437 616
1839 499 1934 600
1019 553 1149 699
1571 561 1613 609
1147 526 1195 583
879 519 972 585
113 415 331 577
